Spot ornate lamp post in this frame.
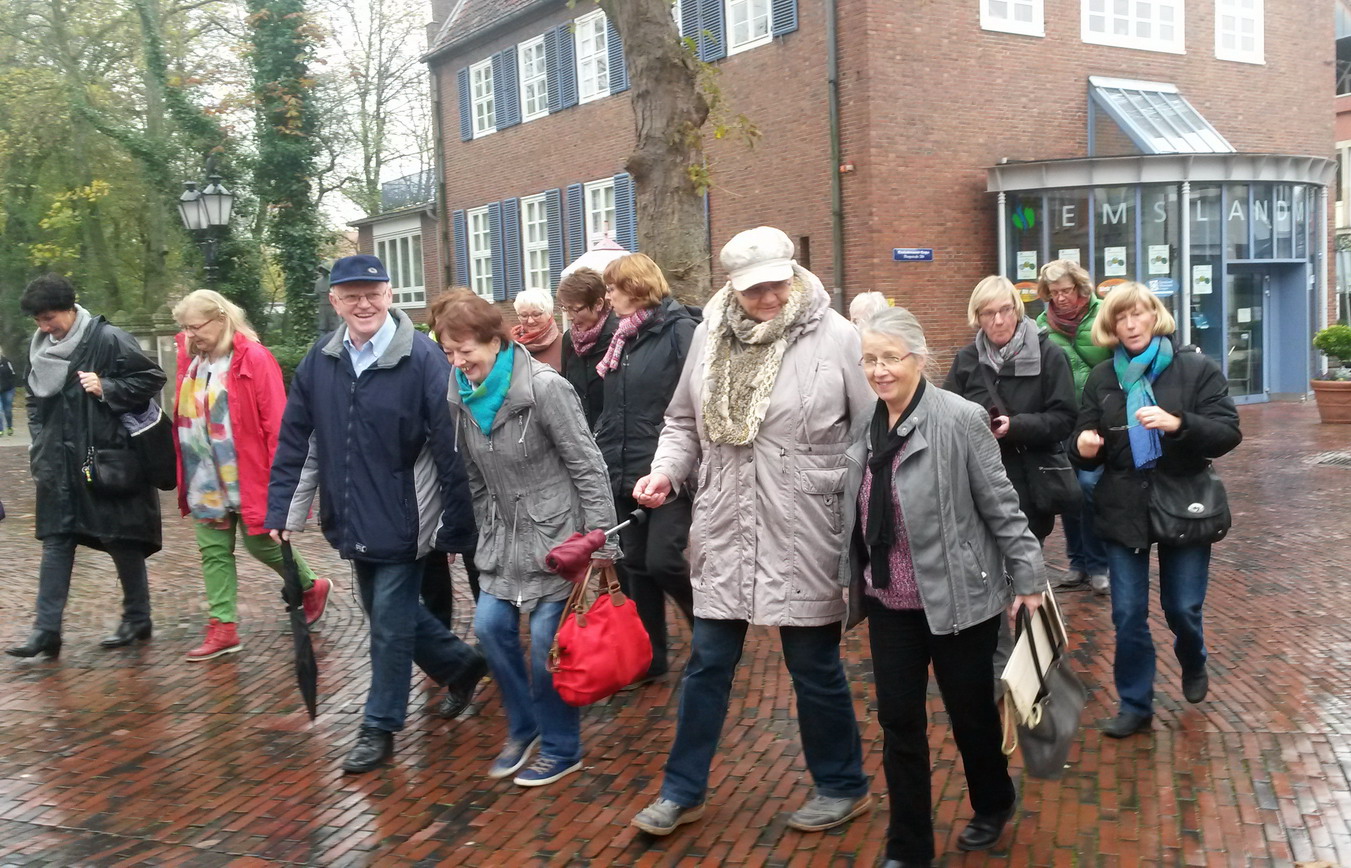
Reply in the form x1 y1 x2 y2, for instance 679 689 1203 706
178 164 234 288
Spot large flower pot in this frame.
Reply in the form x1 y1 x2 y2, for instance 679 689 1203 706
1311 379 1351 424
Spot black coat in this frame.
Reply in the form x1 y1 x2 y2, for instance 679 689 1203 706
0 356 16 392
943 331 1077 538
561 311 618 432
27 317 167 553
593 296 699 495
1068 341 1241 549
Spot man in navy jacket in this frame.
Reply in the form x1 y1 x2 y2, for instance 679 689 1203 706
267 254 484 774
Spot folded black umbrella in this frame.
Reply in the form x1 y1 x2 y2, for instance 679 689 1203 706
280 541 318 720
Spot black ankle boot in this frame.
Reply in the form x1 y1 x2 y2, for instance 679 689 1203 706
100 620 153 648
7 630 62 658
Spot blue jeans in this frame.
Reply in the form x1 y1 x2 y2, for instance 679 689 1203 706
661 617 869 807
474 593 579 763
1062 466 1108 575
353 558 483 732
0 388 13 430
1105 541 1212 716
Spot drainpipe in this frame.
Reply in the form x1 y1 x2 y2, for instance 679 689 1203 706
1179 181 1191 347
825 0 845 313
996 192 1008 277
1319 185 1331 377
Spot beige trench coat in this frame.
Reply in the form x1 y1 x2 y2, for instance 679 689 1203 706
649 280 874 626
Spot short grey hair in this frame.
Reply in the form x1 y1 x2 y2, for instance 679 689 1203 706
848 291 889 324
859 306 929 358
513 287 554 316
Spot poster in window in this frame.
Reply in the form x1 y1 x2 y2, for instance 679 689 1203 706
1016 250 1038 280
1147 244 1170 275
1192 264 1213 295
1103 246 1127 277
1057 248 1080 264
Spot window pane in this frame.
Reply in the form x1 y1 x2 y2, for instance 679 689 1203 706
411 234 423 288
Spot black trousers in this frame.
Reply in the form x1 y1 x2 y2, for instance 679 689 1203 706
420 549 480 631
614 492 694 675
865 601 1014 863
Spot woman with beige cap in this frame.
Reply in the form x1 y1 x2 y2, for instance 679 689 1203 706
629 226 874 838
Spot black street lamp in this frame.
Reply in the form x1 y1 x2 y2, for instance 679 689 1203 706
178 163 234 288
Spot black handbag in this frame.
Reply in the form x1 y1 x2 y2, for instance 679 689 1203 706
80 395 143 497
1001 601 1087 780
977 363 1082 516
125 402 177 491
1148 466 1231 545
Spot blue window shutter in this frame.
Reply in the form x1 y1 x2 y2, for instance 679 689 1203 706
770 0 798 36
502 197 523 298
679 0 699 40
488 201 506 302
457 67 472 140
544 28 562 113
565 183 585 260
451 210 469 287
546 188 565 288
493 48 521 129
697 0 725 61
608 18 629 94
613 172 637 252
557 24 578 109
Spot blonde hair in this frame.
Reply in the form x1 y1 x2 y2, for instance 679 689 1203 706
172 289 257 355
1091 282 1177 348
966 275 1023 328
1037 259 1093 302
603 254 670 309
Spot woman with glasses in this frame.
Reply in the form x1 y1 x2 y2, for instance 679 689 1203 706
511 288 563 372
172 290 331 660
1037 260 1113 596
628 227 874 839
558 268 617 431
942 276 1076 543
856 307 1045 866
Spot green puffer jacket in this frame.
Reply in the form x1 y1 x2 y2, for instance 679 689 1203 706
1036 295 1111 397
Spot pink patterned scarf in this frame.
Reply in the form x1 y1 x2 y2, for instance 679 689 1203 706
569 313 608 356
596 307 653 377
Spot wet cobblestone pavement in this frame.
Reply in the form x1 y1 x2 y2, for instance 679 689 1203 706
0 402 1348 867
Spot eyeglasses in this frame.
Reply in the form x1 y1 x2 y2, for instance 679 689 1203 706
1047 287 1079 300
182 318 217 333
517 310 548 320
561 303 597 316
332 289 386 306
977 305 1018 323
740 281 789 300
859 352 915 371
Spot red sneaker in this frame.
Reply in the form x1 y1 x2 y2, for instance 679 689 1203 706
303 577 332 627
186 618 241 662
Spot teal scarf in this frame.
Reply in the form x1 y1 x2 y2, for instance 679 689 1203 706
456 346 514 435
1113 336 1174 469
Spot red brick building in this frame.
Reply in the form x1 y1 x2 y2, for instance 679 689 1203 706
420 0 1334 399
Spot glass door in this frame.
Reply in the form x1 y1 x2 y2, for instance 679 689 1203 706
1224 270 1266 400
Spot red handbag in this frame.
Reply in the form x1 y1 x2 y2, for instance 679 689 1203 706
548 564 652 706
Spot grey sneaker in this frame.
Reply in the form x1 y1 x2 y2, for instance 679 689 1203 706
631 798 706 836
1089 573 1111 595
1054 569 1089 590
786 792 874 832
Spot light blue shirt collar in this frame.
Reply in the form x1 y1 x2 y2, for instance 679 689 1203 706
343 312 396 376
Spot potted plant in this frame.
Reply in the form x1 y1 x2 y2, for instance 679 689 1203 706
1311 324 1351 424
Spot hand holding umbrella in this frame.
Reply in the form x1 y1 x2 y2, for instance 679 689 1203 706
544 509 645 583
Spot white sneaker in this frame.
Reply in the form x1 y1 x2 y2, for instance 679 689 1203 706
1053 570 1089 590
1089 574 1111 595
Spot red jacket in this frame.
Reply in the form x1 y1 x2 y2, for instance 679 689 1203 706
173 332 288 535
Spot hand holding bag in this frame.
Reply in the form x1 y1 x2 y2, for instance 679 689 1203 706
1148 465 1231 545
1000 591 1087 780
548 563 652 706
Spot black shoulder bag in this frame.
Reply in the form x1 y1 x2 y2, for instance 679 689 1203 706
978 363 1081 516
80 394 143 497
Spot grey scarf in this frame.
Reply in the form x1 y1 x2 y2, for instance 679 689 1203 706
976 316 1041 377
28 305 93 398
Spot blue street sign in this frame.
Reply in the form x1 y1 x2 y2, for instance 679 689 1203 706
893 248 934 262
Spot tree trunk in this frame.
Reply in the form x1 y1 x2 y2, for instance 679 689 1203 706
597 0 711 304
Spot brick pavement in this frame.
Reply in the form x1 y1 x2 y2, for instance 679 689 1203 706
0 401 1347 867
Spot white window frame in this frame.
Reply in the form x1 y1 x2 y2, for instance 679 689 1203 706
1214 0 1263 64
575 10 610 104
521 194 551 292
518 36 549 122
727 0 772 55
1081 0 1184 55
981 0 1045 37
375 226 426 308
584 178 616 250
470 59 495 137
467 207 493 300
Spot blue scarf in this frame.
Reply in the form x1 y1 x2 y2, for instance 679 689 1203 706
1113 337 1174 469
456 346 514 435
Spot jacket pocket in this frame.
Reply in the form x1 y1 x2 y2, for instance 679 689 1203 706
798 467 847 535
524 499 575 574
960 538 990 587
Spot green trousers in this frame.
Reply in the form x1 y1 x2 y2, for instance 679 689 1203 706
195 515 316 623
